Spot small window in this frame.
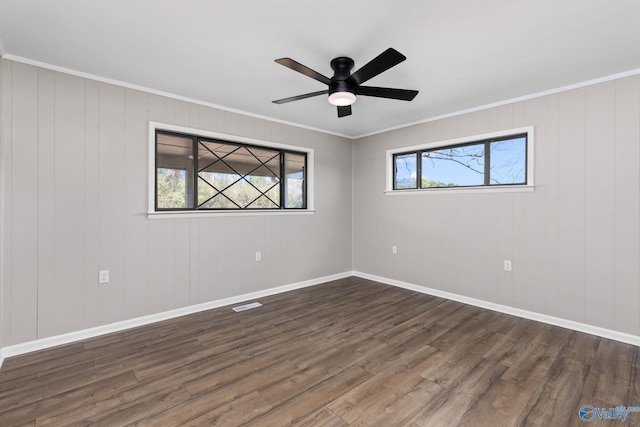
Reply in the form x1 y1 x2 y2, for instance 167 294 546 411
390 128 532 192
394 153 418 189
157 167 188 208
153 127 309 212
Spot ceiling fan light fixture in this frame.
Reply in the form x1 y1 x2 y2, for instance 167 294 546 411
328 91 356 106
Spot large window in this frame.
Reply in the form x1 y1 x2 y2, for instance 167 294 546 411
152 127 308 212
390 127 533 192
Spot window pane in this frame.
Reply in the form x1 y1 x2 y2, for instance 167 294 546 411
156 133 194 208
199 192 238 209
196 140 282 209
489 137 526 185
248 166 280 193
222 179 264 208
285 153 305 208
245 176 280 208
248 193 279 209
198 171 240 208
394 153 417 189
422 144 484 187
157 168 187 208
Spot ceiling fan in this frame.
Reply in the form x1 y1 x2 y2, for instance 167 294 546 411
272 48 419 117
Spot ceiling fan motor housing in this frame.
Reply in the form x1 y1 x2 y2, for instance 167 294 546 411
329 57 356 95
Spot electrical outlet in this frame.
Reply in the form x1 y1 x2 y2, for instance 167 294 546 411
392 245 397 255
255 252 261 262
99 270 109 283
504 260 512 272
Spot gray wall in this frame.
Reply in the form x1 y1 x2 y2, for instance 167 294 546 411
2 57 640 350
0 59 353 348
353 76 640 336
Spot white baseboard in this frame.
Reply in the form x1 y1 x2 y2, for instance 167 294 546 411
353 271 640 347
3 270 638 370
0 271 352 369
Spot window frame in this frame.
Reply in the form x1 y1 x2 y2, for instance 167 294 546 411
149 122 315 217
386 126 534 194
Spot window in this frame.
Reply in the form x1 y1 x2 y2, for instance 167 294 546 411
151 124 311 213
389 127 533 192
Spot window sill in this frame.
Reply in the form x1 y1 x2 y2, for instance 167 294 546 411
147 210 316 219
385 185 534 196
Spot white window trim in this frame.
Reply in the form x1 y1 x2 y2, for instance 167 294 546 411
385 126 534 194
148 122 315 218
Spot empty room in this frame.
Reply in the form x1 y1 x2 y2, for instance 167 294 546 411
1 1 640 425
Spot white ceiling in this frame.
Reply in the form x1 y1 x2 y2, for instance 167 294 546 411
1 0 640 138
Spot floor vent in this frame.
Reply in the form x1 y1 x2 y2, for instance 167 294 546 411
232 302 262 312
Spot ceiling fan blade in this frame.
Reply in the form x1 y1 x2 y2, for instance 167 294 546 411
275 58 331 85
337 105 352 117
350 48 407 85
355 86 418 101
272 90 328 104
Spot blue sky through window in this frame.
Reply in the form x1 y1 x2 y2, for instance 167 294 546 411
394 135 526 189
422 144 484 187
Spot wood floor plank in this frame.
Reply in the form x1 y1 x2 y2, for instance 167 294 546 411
0 342 86 371
143 390 273 426
250 365 372 426
451 327 569 427
1 370 139 426
183 350 295 397
296 408 349 427
519 355 590 427
582 338 635 406
328 344 440 423
257 339 382 407
561 330 601 364
0 360 136 417
407 358 509 426
500 325 572 386
630 347 640 409
349 377 444 427
420 326 505 388
37 350 242 425
481 318 546 367
456 378 544 427
0 358 96 401
0 277 637 426
181 359 297 411
39 384 191 426
426 307 494 352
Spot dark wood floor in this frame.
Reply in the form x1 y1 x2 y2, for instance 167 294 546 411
1 277 638 426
